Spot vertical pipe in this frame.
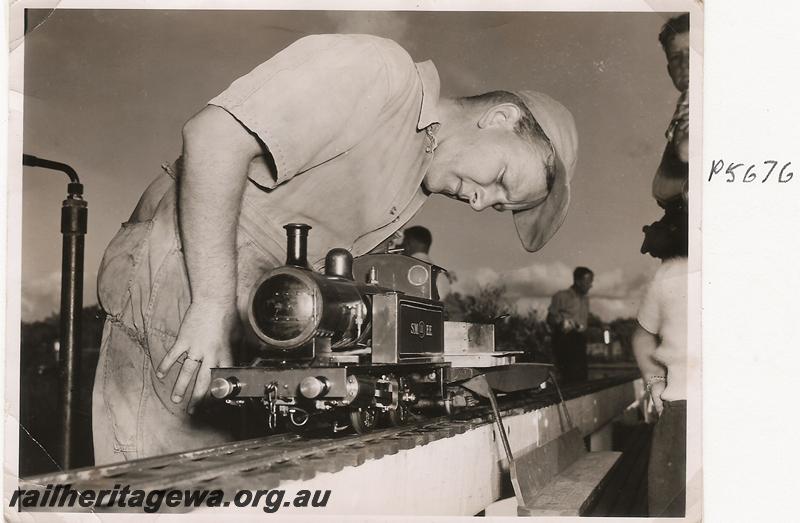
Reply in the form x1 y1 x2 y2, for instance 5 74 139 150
284 223 311 268
22 155 87 470
59 183 87 469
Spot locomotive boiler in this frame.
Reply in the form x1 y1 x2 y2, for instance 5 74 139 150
210 224 550 434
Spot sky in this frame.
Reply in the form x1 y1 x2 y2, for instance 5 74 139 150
20 8 682 323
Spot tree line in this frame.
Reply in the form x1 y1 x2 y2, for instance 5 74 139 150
443 284 638 363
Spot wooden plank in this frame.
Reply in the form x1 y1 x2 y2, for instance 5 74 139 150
518 451 622 517
443 321 495 353
511 428 587 507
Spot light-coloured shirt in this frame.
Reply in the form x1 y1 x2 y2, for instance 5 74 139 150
637 257 689 401
548 287 590 329
97 34 443 338
208 34 440 268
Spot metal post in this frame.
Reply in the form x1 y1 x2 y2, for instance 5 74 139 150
23 154 87 469
549 371 575 431
464 374 514 463
485 382 514 464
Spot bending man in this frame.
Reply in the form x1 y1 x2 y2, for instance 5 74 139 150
93 34 579 462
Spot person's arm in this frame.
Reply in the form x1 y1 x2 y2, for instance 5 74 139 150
156 105 263 413
546 292 565 329
156 36 404 412
548 291 576 332
670 96 689 163
632 324 667 415
635 265 668 414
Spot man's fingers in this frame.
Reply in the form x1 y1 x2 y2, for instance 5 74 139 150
157 341 188 379
171 357 200 403
188 362 212 414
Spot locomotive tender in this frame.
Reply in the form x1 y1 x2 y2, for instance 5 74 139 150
210 224 550 434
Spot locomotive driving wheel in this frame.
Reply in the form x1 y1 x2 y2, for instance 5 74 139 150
349 407 377 434
384 375 409 426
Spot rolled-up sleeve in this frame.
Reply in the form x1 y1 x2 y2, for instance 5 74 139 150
208 35 401 188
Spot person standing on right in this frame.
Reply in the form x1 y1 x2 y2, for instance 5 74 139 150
547 267 593 383
633 14 691 517
643 14 690 257
652 13 689 209
633 214 690 517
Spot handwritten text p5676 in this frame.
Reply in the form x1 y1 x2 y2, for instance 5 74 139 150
708 160 793 183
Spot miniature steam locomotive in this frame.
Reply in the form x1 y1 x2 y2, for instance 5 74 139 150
210 224 551 434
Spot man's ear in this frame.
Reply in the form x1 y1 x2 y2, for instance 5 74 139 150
477 103 522 130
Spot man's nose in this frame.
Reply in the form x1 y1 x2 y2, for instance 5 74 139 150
467 185 500 211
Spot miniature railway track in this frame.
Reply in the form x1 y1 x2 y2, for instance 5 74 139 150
22 375 636 493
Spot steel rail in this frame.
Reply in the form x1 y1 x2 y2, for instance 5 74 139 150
22 375 636 494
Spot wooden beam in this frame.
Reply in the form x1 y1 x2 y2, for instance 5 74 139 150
519 451 622 516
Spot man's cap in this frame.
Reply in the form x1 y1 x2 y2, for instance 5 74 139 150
511 90 578 252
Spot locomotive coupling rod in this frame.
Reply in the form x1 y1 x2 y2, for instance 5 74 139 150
23 154 87 470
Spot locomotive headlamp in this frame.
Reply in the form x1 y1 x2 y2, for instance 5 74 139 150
299 376 330 399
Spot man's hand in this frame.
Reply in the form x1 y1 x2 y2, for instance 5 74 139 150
156 302 240 414
649 380 667 417
632 325 668 420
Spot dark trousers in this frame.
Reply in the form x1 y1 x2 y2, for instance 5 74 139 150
552 331 587 383
648 400 687 517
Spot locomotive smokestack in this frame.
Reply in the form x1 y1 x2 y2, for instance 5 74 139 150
284 223 312 268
